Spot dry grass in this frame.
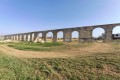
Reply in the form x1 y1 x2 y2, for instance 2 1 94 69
0 41 119 79
0 42 112 58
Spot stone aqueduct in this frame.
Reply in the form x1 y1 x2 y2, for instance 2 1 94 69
1 23 120 42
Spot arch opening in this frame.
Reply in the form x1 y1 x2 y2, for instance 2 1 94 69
92 27 105 41
112 26 120 40
72 31 79 42
57 31 63 42
37 33 43 42
46 32 53 42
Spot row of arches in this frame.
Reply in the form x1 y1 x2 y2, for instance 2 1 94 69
42 26 120 42
8 26 120 42
92 26 120 40
35 31 79 42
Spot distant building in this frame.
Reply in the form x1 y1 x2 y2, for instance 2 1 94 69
95 33 105 40
112 34 120 39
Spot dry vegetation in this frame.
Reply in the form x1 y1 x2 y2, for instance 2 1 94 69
0 41 119 80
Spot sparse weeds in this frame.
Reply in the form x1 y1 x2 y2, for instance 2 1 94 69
7 42 64 51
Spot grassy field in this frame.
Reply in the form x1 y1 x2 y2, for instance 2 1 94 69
0 41 119 80
7 42 92 52
7 42 64 51
0 51 120 80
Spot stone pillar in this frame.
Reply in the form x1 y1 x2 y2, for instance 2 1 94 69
16 35 18 40
12 36 14 40
1 36 3 40
10 35 13 40
29 33 38 42
14 35 16 40
19 35 21 41
33 32 39 42
0 36 1 40
19 35 22 41
53 31 57 42
26 34 29 41
29 33 32 42
79 27 92 42
9 35 11 40
42 32 47 42
11 35 13 40
63 29 72 42
4 36 6 40
23 35 26 41
25 34 28 41
21 35 24 41
6 35 9 40
2 36 3 40
17 35 20 41
7 36 9 40
10 36 12 40
104 26 113 42
0 36 3 40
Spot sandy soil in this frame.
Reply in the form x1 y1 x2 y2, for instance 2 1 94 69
0 42 113 58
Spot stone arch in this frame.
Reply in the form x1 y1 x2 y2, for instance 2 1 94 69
57 31 63 42
46 32 53 42
92 27 105 41
112 26 120 34
71 31 79 42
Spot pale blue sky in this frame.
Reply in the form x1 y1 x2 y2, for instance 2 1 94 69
0 0 120 37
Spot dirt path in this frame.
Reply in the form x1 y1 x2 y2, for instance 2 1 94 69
0 45 70 58
0 42 113 58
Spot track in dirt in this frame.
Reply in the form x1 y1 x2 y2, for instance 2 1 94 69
0 42 113 58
